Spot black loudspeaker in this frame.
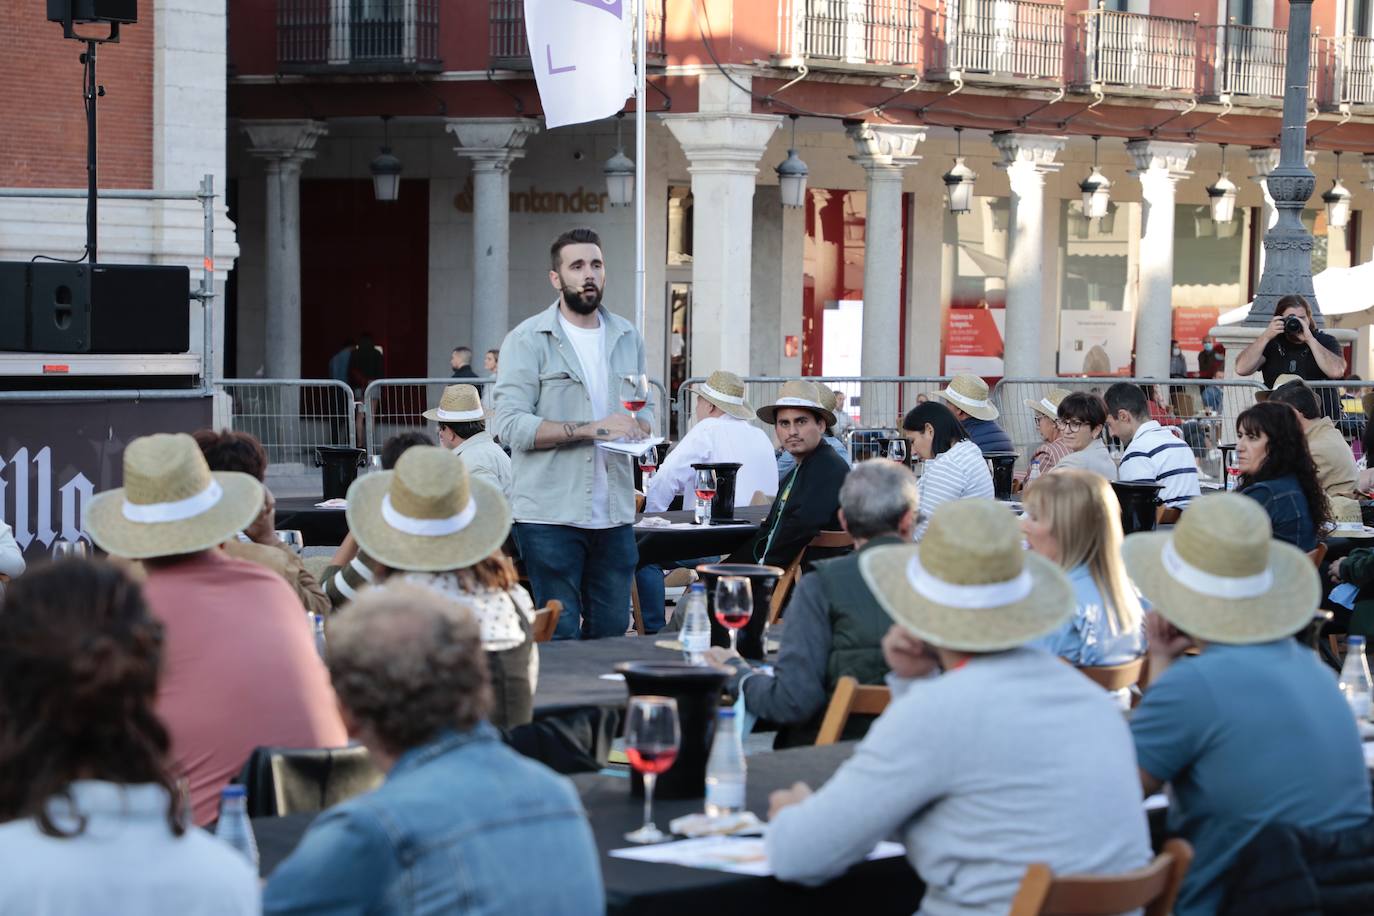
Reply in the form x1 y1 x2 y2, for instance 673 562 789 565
47 0 138 25
0 263 26 351
25 263 190 354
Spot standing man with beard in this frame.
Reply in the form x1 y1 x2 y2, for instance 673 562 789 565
493 228 653 639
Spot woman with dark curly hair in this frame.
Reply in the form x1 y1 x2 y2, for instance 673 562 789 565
1235 401 1331 550
0 559 257 913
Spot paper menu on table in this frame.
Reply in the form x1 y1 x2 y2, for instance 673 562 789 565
608 836 904 877
597 437 665 457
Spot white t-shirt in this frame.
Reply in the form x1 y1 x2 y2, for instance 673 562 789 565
559 311 611 527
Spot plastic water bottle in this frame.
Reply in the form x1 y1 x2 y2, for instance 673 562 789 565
1225 466 1242 492
214 785 259 868
679 583 711 665
311 612 327 659
1027 458 1041 483
1340 636 1374 721
705 708 746 817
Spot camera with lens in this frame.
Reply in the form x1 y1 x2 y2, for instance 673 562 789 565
1284 315 1305 337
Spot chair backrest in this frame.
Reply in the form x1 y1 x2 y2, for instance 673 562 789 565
238 744 384 818
1155 506 1182 525
1308 543 1328 568
815 675 891 746
1076 657 1145 692
1008 838 1194 916
532 600 562 643
767 530 854 625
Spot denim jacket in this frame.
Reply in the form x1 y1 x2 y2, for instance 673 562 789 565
492 302 652 526
1242 474 1318 551
263 724 604 915
1027 565 1145 667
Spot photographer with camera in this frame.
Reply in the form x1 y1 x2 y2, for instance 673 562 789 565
1235 294 1347 419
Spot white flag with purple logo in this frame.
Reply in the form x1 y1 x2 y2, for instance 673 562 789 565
524 0 634 129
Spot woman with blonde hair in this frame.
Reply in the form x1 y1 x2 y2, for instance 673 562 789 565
1021 470 1145 667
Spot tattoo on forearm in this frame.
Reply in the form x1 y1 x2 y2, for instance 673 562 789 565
562 422 578 441
596 427 609 437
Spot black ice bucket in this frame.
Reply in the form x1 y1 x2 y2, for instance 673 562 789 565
695 563 785 661
984 452 1019 501
617 662 728 800
316 446 365 500
1111 480 1164 536
691 462 742 521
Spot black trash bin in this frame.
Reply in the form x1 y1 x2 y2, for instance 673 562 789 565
316 446 365 501
617 662 728 800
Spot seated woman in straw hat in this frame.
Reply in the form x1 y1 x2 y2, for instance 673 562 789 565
767 500 1152 912
1051 392 1118 481
347 446 538 728
1125 493 1371 916
1021 471 1145 682
900 401 993 541
1023 386 1075 478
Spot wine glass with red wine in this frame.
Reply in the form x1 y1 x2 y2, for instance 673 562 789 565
714 575 753 654
693 468 717 525
623 695 681 844
620 374 651 416
639 446 658 480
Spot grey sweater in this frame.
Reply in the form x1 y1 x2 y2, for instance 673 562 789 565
766 647 1151 915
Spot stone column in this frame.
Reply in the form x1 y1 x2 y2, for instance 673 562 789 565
1127 140 1195 379
847 122 926 381
662 110 781 375
904 173 946 377
751 186 805 376
242 119 327 381
992 133 1066 378
446 118 541 356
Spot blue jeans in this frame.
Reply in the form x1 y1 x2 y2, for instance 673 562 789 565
634 556 716 634
514 523 637 640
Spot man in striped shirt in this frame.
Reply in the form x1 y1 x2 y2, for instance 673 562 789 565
1103 382 1201 510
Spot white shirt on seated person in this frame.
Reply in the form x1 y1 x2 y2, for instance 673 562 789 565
644 396 778 513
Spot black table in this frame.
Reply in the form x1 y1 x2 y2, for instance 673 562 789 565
634 505 767 567
253 742 924 915
533 636 682 713
274 496 348 548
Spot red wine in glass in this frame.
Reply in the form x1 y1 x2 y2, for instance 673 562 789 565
715 609 751 629
626 746 679 775
622 398 647 412
695 488 716 502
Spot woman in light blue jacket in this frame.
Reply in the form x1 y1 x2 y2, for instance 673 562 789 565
1021 470 1145 668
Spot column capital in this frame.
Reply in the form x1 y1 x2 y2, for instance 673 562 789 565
446 118 541 170
845 122 925 169
1125 139 1196 181
241 119 328 162
1360 154 1374 190
991 133 1066 181
1250 147 1317 182
662 113 782 176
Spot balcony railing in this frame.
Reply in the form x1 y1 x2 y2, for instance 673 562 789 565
929 0 1063 83
1075 5 1197 94
278 0 441 72
491 0 664 69
1325 34 1374 107
1200 22 1319 102
776 0 920 68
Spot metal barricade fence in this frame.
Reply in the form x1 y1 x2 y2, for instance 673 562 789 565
675 376 952 438
364 377 670 458
1298 380 1374 453
216 379 357 468
989 377 1267 485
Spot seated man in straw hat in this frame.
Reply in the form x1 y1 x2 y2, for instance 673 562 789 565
634 370 778 632
263 584 603 915
1125 493 1372 916
84 433 347 826
937 373 1014 455
777 384 852 480
1023 386 1075 478
424 383 513 500
1266 378 1360 498
766 500 1152 911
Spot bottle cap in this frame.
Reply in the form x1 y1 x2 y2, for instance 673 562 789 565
1352 636 1366 646
220 784 247 798
719 708 736 718
690 582 705 591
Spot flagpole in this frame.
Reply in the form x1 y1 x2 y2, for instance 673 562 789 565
634 0 647 342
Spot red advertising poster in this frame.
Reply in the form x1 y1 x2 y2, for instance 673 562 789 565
942 307 1005 377
1172 306 1221 372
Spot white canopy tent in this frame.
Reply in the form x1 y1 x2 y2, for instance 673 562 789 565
1220 261 1374 325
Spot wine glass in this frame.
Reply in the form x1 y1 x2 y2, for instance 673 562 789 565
694 468 717 525
620 374 651 416
52 539 89 560
639 445 658 481
714 575 753 653
886 438 908 465
623 695 680 844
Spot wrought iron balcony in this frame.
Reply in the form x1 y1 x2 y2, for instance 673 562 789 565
278 0 441 73
927 0 1064 84
1324 34 1374 108
491 0 664 70
775 0 920 69
1199 22 1319 103
1074 4 1198 95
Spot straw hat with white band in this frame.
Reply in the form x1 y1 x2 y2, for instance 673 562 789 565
85 433 264 560
423 384 486 423
347 445 510 573
696 370 755 420
938 374 999 422
1254 373 1305 403
1122 492 1319 644
756 379 837 428
1326 496 1374 539
859 499 1074 652
1025 387 1074 423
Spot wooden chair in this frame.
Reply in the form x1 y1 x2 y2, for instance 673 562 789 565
1007 838 1193 916
532 600 563 643
1308 543 1328 568
628 584 647 635
1076 657 1145 692
767 530 854 625
815 675 891 746
1155 506 1182 525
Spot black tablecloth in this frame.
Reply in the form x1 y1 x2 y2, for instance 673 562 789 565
533 636 681 713
274 497 348 549
634 505 767 567
253 742 924 915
